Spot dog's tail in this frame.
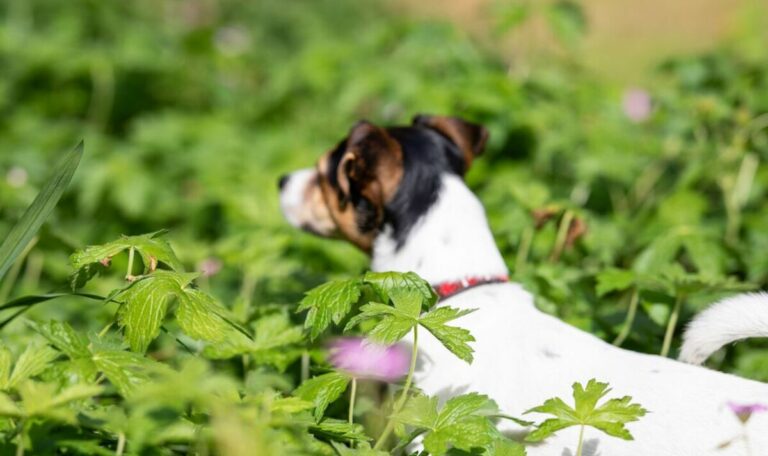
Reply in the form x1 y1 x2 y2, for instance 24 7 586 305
679 292 768 365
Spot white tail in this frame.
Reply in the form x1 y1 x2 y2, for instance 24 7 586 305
679 292 768 365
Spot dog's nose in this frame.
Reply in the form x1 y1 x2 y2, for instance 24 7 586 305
278 174 289 191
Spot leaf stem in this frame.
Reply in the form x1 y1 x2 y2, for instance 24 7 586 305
515 226 534 274
301 350 310 383
575 424 585 456
15 419 25 456
660 293 685 357
125 247 135 281
612 288 639 347
115 431 126 456
550 210 574 262
373 325 419 450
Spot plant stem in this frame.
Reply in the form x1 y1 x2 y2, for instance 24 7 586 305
348 377 357 424
661 293 685 357
575 424 585 456
348 377 358 447
549 210 574 262
515 226 534 274
612 289 639 347
373 325 419 450
15 420 25 456
98 322 113 338
125 247 135 281
115 432 126 456
301 350 310 383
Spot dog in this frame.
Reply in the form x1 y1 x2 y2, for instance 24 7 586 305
278 115 768 455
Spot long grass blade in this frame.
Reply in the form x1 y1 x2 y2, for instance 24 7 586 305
0 141 84 281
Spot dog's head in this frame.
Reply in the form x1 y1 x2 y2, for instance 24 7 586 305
278 115 488 251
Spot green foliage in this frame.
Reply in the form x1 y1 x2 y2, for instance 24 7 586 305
0 0 766 453
294 372 350 422
525 379 647 443
394 393 519 456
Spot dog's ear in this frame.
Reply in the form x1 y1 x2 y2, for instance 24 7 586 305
337 120 403 209
412 114 489 172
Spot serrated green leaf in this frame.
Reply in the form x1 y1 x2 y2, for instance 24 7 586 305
595 269 636 296
176 288 233 343
70 230 184 273
298 279 362 340
331 441 389 456
7 344 59 389
394 394 439 429
32 320 90 359
418 307 476 363
0 141 82 282
115 270 197 352
492 438 528 456
91 347 154 397
395 393 500 456
363 271 438 308
525 379 646 443
294 372 350 422
270 396 315 414
18 381 102 423
0 392 21 417
310 418 371 443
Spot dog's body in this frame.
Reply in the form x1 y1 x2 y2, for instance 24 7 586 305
279 116 768 455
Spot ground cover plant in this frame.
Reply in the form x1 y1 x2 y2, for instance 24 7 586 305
1 0 768 454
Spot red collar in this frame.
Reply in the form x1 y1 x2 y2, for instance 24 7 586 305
433 275 509 300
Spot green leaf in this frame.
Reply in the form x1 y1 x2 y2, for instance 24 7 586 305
298 279 362 340
115 270 197 352
492 438 528 456
0 141 83 282
345 301 418 344
331 441 388 456
310 418 371 444
70 230 184 273
32 320 90 359
363 271 438 308
525 379 646 443
5 344 59 390
91 343 155 397
294 372 350 422
393 393 500 456
18 381 102 423
595 269 636 296
175 288 233 343
418 307 476 363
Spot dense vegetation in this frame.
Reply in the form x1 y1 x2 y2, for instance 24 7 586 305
1 0 767 454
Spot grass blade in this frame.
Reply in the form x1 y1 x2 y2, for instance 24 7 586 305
0 141 83 281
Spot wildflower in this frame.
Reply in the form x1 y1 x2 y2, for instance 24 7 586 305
329 337 410 382
198 257 223 278
727 402 768 423
622 88 652 123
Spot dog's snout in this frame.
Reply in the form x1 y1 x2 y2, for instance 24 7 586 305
278 174 289 191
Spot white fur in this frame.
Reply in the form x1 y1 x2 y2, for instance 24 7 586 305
372 174 508 284
679 292 768 365
279 168 314 228
371 175 768 456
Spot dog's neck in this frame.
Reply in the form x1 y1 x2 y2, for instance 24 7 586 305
371 174 508 284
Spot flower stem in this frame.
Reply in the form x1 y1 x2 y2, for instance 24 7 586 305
373 325 419 450
661 293 685 357
15 419 25 456
612 288 639 347
575 424 585 456
348 377 357 425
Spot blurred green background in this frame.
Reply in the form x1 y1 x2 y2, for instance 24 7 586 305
1 0 768 378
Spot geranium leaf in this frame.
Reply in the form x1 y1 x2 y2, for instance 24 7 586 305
294 372 350 422
298 279 362 340
418 307 476 363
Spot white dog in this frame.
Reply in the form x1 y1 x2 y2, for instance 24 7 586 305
279 115 768 455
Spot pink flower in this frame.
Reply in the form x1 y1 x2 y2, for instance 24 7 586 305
727 402 768 423
198 257 223 278
622 88 652 123
328 337 410 382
